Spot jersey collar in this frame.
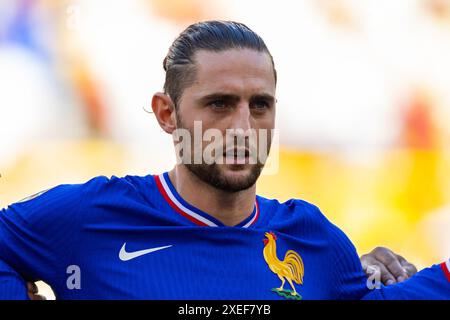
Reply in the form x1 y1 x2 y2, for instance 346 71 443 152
154 172 259 228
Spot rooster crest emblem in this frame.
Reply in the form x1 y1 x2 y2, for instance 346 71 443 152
263 231 304 300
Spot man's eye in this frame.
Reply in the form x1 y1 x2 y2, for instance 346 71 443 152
251 100 270 110
208 100 227 109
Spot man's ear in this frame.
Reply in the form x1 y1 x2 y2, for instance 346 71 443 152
151 92 177 134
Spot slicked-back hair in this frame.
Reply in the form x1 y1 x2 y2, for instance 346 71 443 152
163 20 277 108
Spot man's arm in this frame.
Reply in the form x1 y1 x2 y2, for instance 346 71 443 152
0 258 29 300
0 182 88 299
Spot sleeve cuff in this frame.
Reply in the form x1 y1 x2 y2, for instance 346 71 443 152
439 259 450 282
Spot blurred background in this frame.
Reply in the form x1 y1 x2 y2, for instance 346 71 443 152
0 0 449 299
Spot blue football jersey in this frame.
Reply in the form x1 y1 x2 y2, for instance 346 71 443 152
0 172 448 300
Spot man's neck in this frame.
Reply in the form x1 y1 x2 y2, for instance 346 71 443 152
168 165 256 226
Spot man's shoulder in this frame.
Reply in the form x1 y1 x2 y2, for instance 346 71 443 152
75 173 157 205
5 173 156 213
81 173 152 191
257 196 351 242
257 196 326 220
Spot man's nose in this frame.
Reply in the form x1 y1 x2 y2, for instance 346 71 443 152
229 103 251 131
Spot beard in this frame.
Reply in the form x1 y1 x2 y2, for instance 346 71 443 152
175 111 269 193
185 162 264 193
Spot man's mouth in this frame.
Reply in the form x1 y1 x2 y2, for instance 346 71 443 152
223 148 251 164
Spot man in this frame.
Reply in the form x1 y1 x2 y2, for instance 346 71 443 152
0 20 448 300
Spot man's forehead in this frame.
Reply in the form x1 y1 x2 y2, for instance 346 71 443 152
195 49 272 74
191 49 276 92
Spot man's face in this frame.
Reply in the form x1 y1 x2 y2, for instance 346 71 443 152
174 48 276 192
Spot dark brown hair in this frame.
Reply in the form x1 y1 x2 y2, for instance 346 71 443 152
163 20 277 108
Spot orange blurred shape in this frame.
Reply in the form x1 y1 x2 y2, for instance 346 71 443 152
72 60 108 137
315 0 359 30
148 0 223 24
425 0 450 21
401 89 438 149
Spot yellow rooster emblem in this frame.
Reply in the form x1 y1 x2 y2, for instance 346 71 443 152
263 231 304 299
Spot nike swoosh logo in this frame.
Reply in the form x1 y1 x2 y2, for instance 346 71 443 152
119 243 172 261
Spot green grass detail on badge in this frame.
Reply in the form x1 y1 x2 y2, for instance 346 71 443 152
271 288 302 300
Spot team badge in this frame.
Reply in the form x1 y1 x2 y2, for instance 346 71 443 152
263 231 304 300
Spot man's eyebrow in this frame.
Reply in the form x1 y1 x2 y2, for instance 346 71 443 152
197 93 241 104
251 93 276 104
197 93 275 104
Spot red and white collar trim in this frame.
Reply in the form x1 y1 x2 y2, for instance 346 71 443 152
154 173 259 228
440 259 450 282
242 200 259 228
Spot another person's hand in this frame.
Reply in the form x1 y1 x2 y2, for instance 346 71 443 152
27 282 46 300
360 246 418 285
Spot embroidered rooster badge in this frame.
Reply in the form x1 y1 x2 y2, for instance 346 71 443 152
263 231 304 300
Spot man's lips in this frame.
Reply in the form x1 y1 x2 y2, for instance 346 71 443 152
223 149 250 158
221 148 257 165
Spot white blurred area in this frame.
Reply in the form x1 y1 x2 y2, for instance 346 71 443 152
0 0 449 299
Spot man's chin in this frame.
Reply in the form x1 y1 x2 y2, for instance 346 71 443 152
185 163 262 193
214 164 261 189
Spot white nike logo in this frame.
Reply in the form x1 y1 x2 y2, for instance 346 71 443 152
119 243 172 261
